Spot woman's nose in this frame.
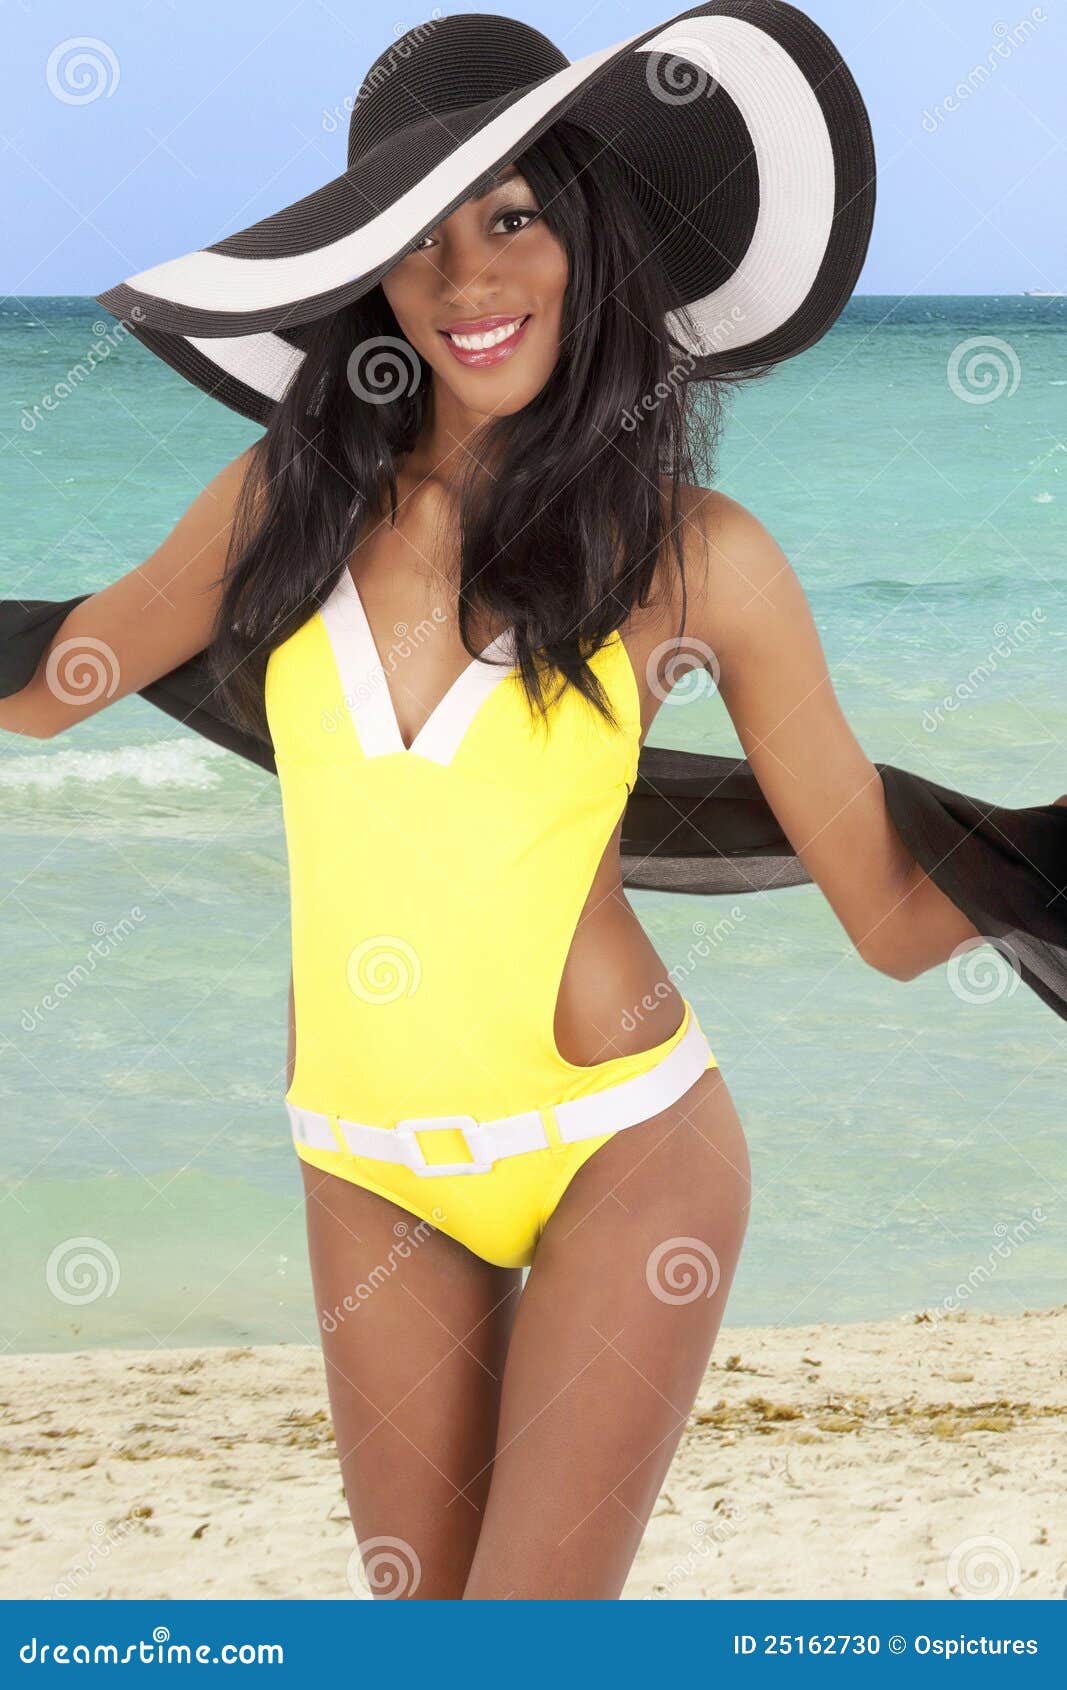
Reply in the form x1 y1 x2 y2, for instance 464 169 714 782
435 230 502 312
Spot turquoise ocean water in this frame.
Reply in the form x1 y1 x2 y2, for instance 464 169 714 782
1 296 1064 1352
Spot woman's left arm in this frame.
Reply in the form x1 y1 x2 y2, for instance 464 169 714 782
681 489 981 980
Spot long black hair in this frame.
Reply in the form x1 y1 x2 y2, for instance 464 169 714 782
211 119 752 741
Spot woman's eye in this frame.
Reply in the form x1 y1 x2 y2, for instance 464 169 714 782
404 207 538 254
493 208 538 235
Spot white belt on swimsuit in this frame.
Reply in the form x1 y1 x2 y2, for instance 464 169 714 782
286 1012 713 1178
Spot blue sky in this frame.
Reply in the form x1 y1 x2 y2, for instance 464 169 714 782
4 0 1064 296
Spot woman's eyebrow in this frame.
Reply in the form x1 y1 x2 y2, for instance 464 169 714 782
467 164 522 201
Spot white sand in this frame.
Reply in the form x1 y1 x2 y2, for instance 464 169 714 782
3 1307 1065 1600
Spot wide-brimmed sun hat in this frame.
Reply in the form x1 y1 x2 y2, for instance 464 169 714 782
94 2 876 425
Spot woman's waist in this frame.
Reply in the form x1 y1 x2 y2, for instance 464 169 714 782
286 989 706 1129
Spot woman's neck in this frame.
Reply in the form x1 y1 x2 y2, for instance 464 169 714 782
400 378 500 493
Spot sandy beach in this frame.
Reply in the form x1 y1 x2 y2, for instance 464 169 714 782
3 1306 1064 1601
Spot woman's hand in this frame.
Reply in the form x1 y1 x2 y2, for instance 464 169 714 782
0 446 258 739
675 488 982 981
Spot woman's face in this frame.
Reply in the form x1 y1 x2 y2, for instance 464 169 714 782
380 165 568 418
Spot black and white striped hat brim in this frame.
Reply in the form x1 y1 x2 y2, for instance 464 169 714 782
95 3 876 425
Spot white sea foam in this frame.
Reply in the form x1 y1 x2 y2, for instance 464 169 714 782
0 738 225 791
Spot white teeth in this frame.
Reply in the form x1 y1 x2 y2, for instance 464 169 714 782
447 318 524 351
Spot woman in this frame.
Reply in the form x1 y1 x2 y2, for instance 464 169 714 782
2 8 1064 1600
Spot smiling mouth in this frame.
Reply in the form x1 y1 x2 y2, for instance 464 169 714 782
439 316 530 351
432 317 534 373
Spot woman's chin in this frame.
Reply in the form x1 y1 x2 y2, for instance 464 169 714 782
433 363 553 418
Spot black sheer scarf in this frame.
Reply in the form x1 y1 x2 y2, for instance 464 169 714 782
3 594 1064 1021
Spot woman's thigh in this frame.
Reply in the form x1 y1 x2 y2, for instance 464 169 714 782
300 1161 521 1598
463 1066 750 1599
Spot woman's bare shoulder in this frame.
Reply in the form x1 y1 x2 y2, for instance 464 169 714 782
654 478 781 620
2 444 265 739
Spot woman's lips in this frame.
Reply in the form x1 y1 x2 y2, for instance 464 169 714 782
438 314 532 368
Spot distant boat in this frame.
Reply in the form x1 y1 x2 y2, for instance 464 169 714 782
1023 289 1065 298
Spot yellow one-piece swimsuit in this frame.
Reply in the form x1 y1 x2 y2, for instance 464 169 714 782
264 566 718 1268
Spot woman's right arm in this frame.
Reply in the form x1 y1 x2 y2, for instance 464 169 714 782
0 445 259 739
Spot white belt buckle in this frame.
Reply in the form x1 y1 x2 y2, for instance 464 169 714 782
394 1114 493 1177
